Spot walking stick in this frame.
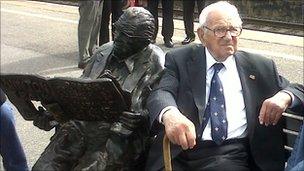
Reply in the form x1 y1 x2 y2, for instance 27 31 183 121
163 134 172 171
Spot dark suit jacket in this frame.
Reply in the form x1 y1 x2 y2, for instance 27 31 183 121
146 44 303 171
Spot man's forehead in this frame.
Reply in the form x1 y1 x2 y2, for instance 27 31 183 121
212 21 240 28
206 10 240 27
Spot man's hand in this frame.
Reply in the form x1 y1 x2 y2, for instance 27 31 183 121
259 91 292 126
162 109 196 150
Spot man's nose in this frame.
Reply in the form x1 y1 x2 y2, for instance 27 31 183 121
223 30 233 40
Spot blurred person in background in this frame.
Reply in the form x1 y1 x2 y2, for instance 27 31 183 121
78 0 104 69
286 84 304 171
182 0 205 45
147 0 174 48
0 88 28 171
99 0 124 46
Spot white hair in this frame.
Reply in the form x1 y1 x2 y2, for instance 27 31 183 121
199 1 242 28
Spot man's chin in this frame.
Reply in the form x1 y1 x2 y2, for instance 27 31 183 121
220 51 235 61
225 47 236 55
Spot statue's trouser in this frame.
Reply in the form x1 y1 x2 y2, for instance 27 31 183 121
33 120 148 171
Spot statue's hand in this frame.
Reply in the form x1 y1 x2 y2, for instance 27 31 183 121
33 106 58 131
110 111 143 136
42 102 67 122
119 111 143 130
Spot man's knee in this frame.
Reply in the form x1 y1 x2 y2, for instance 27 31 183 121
0 102 15 127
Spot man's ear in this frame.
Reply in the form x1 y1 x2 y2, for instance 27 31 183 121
197 28 205 46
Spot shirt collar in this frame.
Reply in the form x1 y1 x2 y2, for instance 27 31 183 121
125 58 134 73
205 47 235 71
115 46 149 72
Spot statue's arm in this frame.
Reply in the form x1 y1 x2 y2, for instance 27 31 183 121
7 92 39 120
6 92 58 131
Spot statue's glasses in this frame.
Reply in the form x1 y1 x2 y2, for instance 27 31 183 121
203 26 242 38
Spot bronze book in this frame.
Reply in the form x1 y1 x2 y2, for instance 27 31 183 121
0 73 131 122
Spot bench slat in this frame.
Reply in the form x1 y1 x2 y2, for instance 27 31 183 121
283 112 304 121
283 128 299 136
284 145 293 151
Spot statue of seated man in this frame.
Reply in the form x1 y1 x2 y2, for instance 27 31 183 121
32 7 165 171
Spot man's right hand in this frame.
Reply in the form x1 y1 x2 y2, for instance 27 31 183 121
162 108 196 150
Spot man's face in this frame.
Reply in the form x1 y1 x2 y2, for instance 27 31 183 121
113 30 148 60
198 10 241 62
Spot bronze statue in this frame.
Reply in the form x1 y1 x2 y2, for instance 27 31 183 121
25 7 164 171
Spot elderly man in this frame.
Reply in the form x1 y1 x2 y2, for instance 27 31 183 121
32 7 164 171
146 1 303 171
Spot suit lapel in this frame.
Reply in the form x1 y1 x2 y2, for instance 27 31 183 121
235 52 259 140
187 45 206 130
89 45 113 79
122 48 152 94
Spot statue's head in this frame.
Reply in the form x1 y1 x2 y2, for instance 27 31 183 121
112 7 155 59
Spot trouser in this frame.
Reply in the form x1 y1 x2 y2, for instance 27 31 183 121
0 102 28 171
78 0 104 64
182 0 205 38
99 0 123 46
147 0 174 41
171 138 251 171
33 120 148 171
